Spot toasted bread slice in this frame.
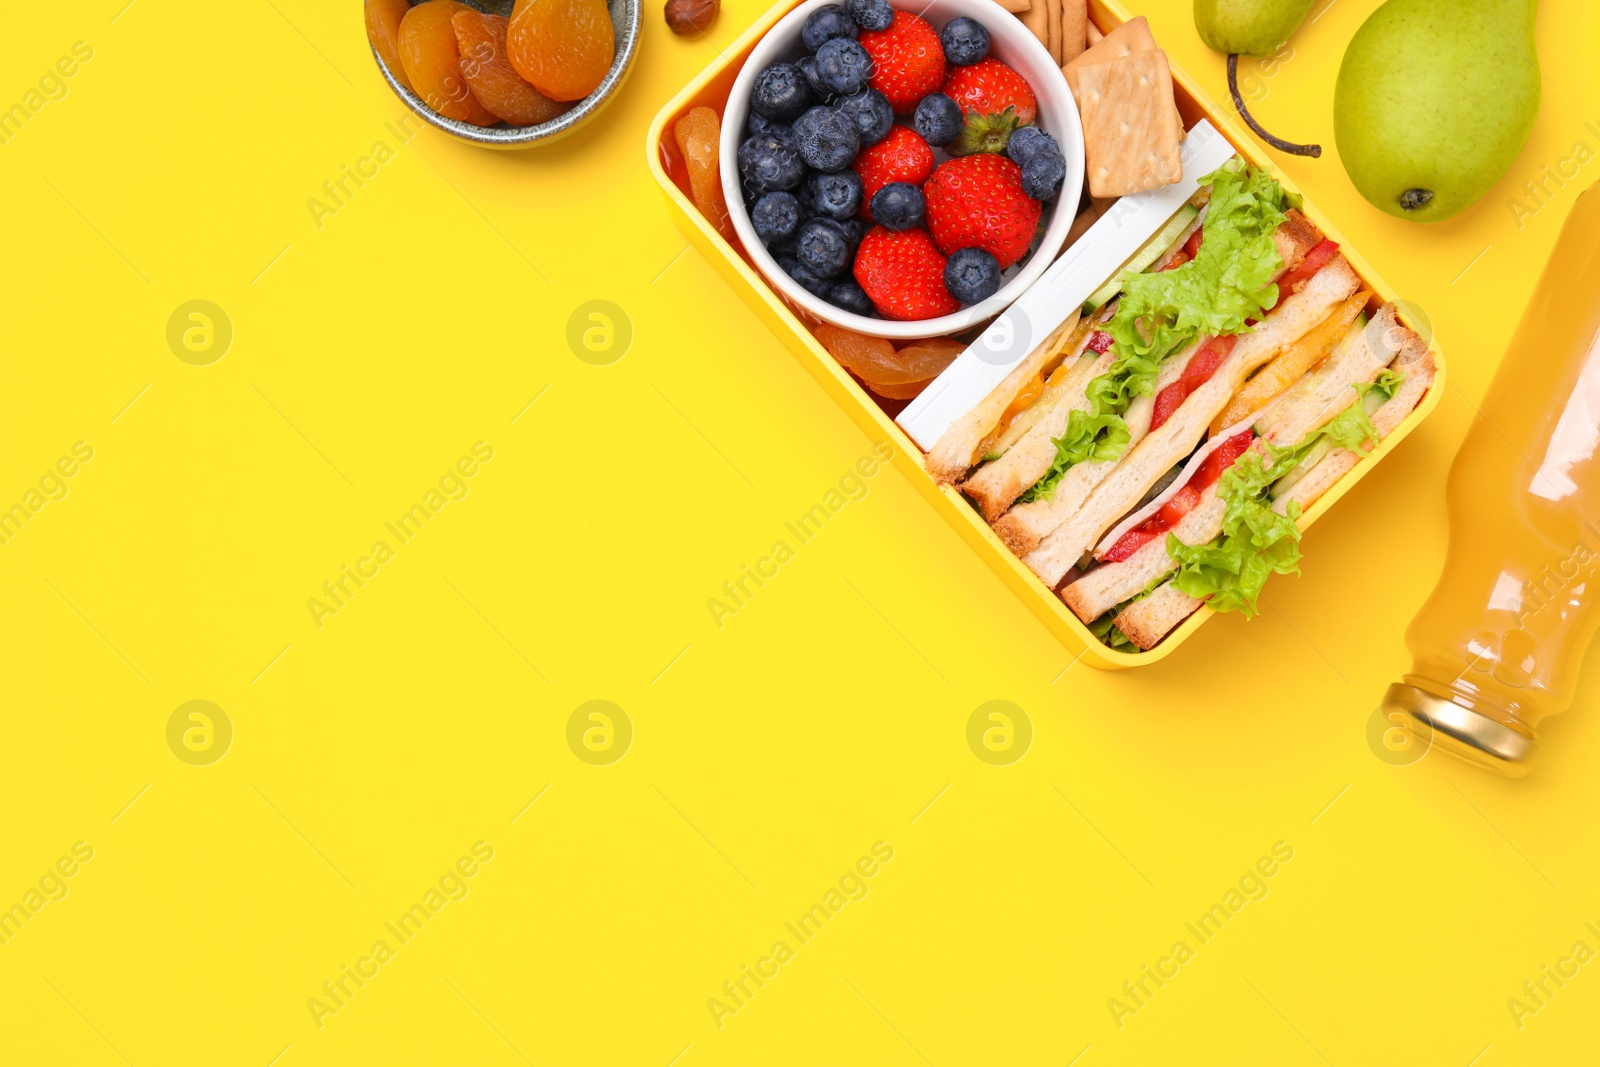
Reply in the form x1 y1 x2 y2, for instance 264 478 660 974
924 311 1083 485
1113 581 1203 651
961 349 1117 522
1256 302 1409 447
1272 338 1435 515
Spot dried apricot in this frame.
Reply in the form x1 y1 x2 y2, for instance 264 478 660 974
453 10 572 126
365 0 413 90
399 0 495 124
673 107 733 240
816 324 901 384
892 339 964 381
508 0 615 102
816 325 963 388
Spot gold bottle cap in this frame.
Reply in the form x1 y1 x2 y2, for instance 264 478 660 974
1381 683 1536 777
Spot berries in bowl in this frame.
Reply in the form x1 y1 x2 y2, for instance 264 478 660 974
719 0 1083 340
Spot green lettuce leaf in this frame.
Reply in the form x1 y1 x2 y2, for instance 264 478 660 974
1017 409 1131 503
1020 159 1289 497
1168 446 1303 617
1354 367 1405 403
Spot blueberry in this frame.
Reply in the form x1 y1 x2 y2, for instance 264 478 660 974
1006 126 1057 167
913 92 963 147
738 132 805 193
747 110 777 138
796 56 833 103
751 191 803 243
844 0 893 32
750 63 813 122
828 277 876 315
795 217 852 278
793 105 859 172
804 169 863 220
837 217 865 249
778 254 832 296
835 88 894 147
1020 149 1066 200
801 4 859 51
944 247 1001 304
939 17 990 66
814 37 874 97
870 182 925 231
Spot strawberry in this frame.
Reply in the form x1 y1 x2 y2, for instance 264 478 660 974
853 226 960 321
942 58 1037 156
858 11 946 113
851 125 934 215
923 154 1041 269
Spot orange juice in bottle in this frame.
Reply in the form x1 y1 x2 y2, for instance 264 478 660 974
1385 183 1600 775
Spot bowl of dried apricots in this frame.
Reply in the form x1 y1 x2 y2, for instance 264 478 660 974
365 0 640 148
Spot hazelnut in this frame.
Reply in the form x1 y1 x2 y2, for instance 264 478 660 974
665 0 718 36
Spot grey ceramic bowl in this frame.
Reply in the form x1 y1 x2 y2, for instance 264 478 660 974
371 0 640 149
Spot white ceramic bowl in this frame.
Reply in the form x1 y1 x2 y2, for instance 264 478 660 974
719 0 1084 340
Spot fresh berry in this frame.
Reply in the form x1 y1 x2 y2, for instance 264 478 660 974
747 110 778 138
912 92 962 147
837 216 866 248
852 124 934 213
750 63 813 122
1021 150 1066 200
944 246 1001 303
1005 126 1056 166
843 0 892 33
942 58 1036 155
835 88 894 147
815 37 874 96
751 190 803 243
853 226 961 320
801 4 859 50
939 17 990 66
923 154 1040 268
793 105 859 172
795 217 852 278
778 254 832 296
828 277 877 315
859 10 946 113
738 131 805 193
797 55 833 102
804 169 864 220
844 0 893 33
870 182 925 231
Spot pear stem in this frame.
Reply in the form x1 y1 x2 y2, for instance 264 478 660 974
1228 55 1322 158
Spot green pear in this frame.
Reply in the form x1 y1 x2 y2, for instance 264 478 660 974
1194 0 1315 56
1334 0 1541 222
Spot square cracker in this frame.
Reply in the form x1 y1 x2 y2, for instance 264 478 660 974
1078 50 1183 197
1064 15 1157 95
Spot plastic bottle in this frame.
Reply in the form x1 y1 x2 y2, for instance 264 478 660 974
1384 183 1600 776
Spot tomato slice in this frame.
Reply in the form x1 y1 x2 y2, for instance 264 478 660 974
1149 334 1239 431
1101 526 1162 563
1183 227 1204 259
1159 251 1190 272
1098 429 1255 563
1192 429 1255 490
1277 239 1340 296
1157 484 1201 526
1086 330 1114 354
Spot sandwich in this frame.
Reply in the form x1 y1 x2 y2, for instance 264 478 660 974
917 156 1434 652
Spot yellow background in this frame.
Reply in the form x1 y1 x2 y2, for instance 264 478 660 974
3 0 1598 1063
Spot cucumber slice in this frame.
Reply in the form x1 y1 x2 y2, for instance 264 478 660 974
1270 438 1333 500
1082 204 1201 313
